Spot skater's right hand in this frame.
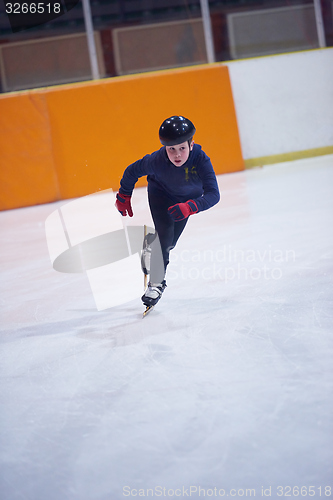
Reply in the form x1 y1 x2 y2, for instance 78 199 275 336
115 192 133 217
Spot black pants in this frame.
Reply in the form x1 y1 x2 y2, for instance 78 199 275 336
148 189 188 283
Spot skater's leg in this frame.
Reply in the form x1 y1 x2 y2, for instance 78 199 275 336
142 190 189 306
170 218 188 251
148 190 188 274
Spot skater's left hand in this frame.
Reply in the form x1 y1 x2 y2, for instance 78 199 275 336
168 200 198 221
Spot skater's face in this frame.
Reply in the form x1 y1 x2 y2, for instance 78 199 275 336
166 140 194 167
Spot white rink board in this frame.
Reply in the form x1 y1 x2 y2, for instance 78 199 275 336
225 48 333 159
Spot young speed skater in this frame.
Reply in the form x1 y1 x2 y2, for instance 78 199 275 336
115 115 220 309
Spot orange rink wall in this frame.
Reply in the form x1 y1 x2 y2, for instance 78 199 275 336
0 64 244 210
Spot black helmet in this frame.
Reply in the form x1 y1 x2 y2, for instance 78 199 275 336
159 116 196 146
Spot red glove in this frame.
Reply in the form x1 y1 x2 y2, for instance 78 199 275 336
168 200 198 221
115 192 133 217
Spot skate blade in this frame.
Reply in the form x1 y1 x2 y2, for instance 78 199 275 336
143 305 155 318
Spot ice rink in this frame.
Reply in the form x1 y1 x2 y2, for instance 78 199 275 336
1 155 333 500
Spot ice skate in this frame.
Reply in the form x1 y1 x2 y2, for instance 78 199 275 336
141 280 167 307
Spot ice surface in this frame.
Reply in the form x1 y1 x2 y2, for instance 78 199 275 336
1 156 333 500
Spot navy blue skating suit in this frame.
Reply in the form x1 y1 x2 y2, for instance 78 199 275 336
119 144 220 279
